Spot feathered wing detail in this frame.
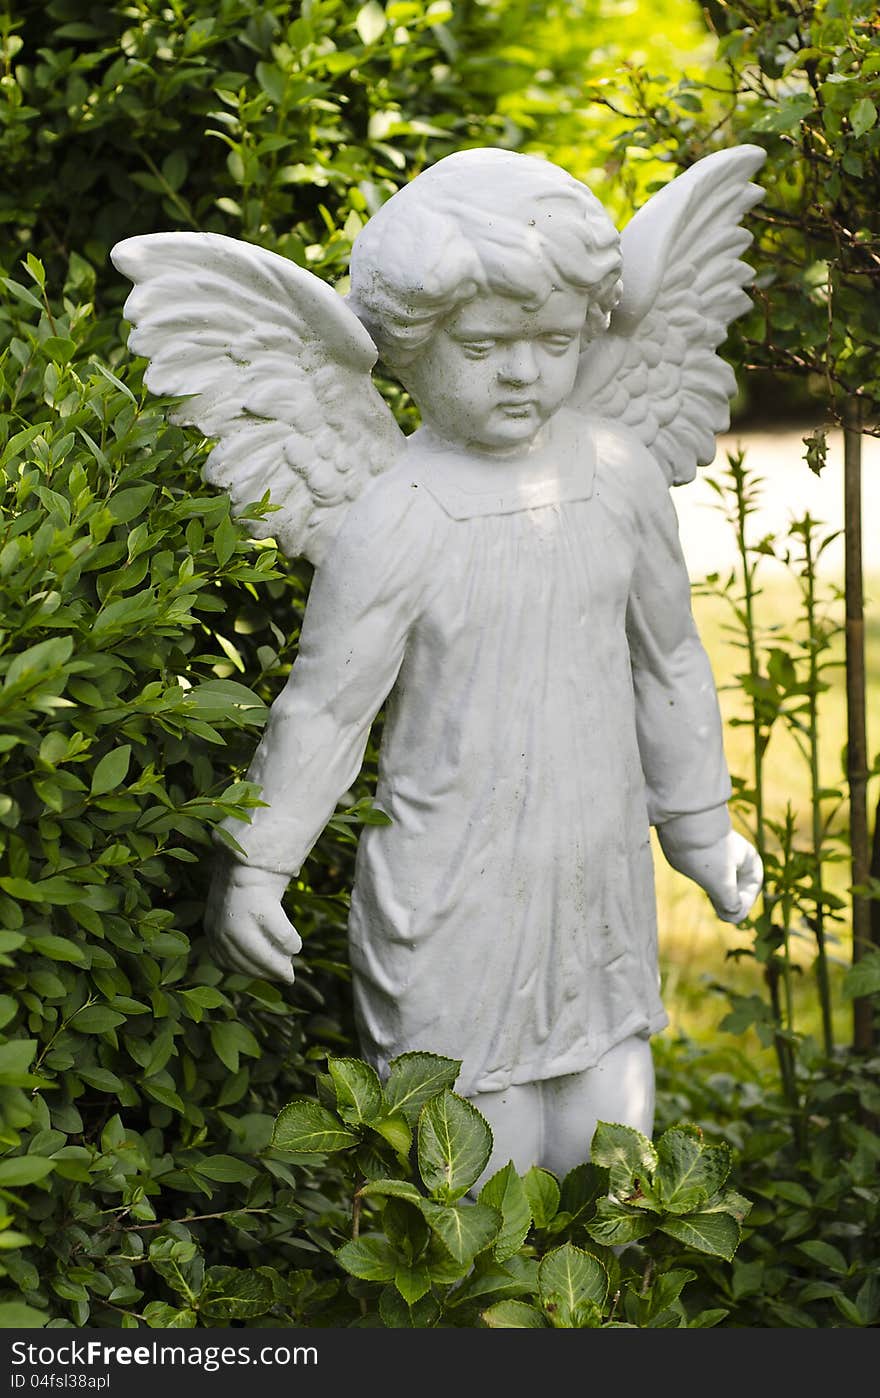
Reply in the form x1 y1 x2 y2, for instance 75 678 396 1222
111 232 405 564
573 146 766 486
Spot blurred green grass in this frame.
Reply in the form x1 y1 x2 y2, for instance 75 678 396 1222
654 564 879 1065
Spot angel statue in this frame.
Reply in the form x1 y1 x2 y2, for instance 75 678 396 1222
112 145 765 1181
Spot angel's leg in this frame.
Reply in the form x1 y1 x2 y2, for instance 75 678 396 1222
538 1036 655 1179
468 1082 542 1186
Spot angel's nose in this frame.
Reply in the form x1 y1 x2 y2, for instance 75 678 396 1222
497 341 539 386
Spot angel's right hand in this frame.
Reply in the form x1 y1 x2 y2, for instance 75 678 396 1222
204 860 301 984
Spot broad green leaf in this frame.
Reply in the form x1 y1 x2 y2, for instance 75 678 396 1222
660 1211 741 1261
587 1197 656 1247
590 1120 658 1196
272 1099 357 1153
328 1056 384 1125
482 1299 547 1328
522 1167 560 1228
417 1090 492 1202
478 1161 532 1261
655 1128 730 1214
336 1235 398 1282
384 1052 461 1125
0 1157 55 1186
90 745 132 796
538 1243 608 1327
199 1266 273 1320
420 1199 501 1265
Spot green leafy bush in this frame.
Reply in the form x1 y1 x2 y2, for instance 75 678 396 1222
109 1052 750 1328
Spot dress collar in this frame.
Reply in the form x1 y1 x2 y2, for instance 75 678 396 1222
404 408 595 520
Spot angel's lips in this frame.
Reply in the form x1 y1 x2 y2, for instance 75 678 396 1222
496 400 538 418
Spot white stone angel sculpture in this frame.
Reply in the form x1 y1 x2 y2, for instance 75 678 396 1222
112 146 765 1179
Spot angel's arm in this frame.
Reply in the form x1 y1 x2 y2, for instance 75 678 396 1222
217 477 430 880
207 474 436 980
623 442 761 921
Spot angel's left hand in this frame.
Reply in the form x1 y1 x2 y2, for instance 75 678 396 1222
661 829 763 924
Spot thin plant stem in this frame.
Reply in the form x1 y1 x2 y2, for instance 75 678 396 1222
800 517 834 1053
730 456 798 1112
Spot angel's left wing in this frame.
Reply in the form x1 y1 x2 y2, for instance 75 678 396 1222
111 232 405 565
572 145 765 485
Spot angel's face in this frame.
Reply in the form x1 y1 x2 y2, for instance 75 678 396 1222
400 287 590 454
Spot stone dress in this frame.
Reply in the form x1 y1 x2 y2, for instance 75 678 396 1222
220 408 732 1098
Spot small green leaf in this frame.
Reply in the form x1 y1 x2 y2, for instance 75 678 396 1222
797 1240 849 1275
420 1199 501 1265
850 96 877 138
371 1112 412 1157
482 1299 547 1328
199 1266 273 1320
394 1261 432 1304
655 1127 730 1214
660 1211 741 1260
336 1235 398 1282
71 1005 126 1034
417 1090 492 1202
359 1178 425 1206
842 953 880 1000
0 1040 37 1078
328 1056 384 1124
0 1157 55 1186
210 1020 260 1072
587 1196 656 1247
143 1303 197 1328
90 745 132 796
590 1121 658 1196
0 1302 48 1327
272 1099 358 1153
384 1051 461 1125
538 1243 608 1326
478 1161 532 1261
379 1286 440 1328
522 1167 560 1228
196 1155 258 1184
355 1 387 45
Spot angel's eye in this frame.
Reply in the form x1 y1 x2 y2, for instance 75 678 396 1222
539 333 578 353
459 340 495 359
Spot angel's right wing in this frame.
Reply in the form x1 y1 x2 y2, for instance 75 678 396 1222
572 146 765 486
111 232 405 566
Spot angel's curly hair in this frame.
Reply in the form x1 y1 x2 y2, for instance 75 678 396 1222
346 148 622 370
